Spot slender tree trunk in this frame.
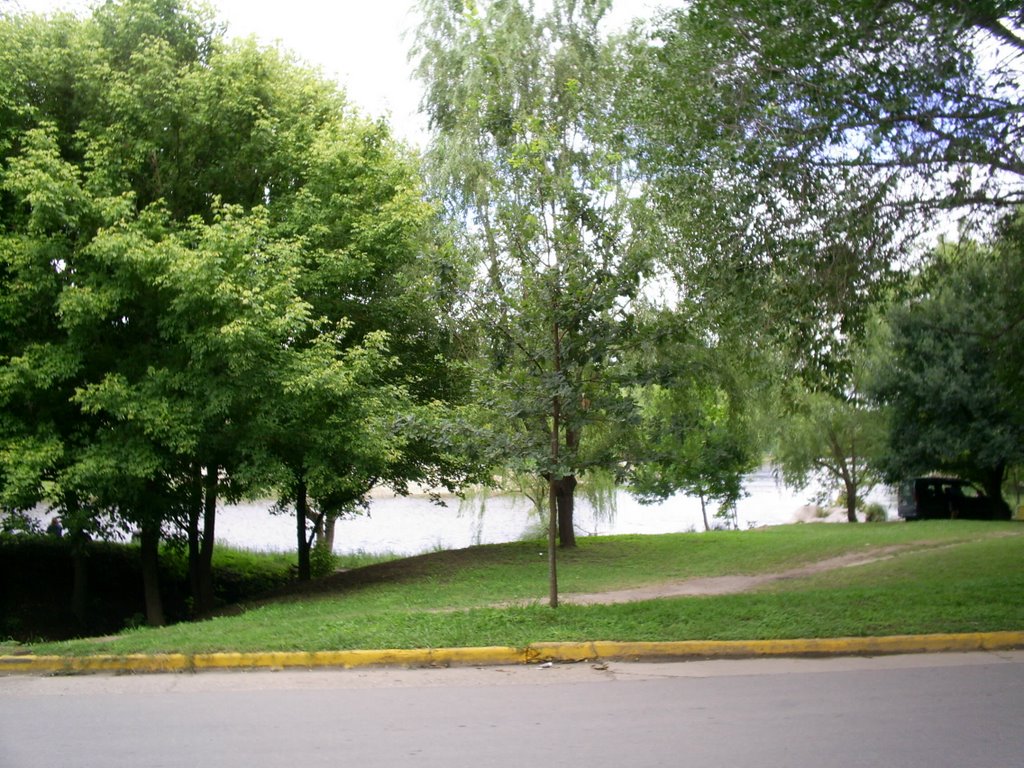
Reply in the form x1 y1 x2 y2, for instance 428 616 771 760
296 481 311 581
830 431 858 523
139 521 165 627
547 468 559 608
64 495 89 626
700 493 710 532
548 329 561 607
324 514 337 552
187 465 202 613
195 468 218 613
847 437 859 523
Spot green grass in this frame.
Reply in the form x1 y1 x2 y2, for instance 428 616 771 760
188 545 399 581
13 521 1024 657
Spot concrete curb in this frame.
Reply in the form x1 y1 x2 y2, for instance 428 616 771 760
2 631 1023 675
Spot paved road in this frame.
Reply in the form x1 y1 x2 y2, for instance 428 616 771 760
2 652 1021 767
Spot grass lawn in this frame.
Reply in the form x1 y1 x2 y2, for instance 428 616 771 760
9 520 1023 657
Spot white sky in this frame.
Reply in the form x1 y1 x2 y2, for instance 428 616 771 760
10 0 675 148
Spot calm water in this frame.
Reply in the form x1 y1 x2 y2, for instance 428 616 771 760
211 467 896 555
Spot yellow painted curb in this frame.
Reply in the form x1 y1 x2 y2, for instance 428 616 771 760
528 631 1024 662
2 632 1022 675
0 654 191 675
188 646 527 671
0 646 527 675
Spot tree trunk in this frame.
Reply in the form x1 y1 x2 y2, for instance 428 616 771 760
982 462 1011 519
195 468 218 614
555 474 577 548
844 477 858 523
323 514 337 552
699 493 710 532
139 521 165 627
547 300 563 604
556 419 580 548
830 431 858 523
296 481 311 581
187 466 202 614
65 495 89 626
547 471 559 608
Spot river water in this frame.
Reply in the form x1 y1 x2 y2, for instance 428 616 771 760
211 467 896 556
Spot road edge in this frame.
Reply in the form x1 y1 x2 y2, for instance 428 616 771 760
2 631 1023 675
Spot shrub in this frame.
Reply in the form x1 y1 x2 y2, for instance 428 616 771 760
310 543 337 579
863 502 888 522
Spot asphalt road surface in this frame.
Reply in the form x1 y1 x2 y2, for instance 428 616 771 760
1 651 1021 768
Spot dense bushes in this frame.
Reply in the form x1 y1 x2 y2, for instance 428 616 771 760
0 537 292 641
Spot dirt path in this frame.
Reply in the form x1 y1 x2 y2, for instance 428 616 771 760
559 547 908 605
557 533 1022 606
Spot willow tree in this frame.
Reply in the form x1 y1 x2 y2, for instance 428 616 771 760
626 309 764 531
414 0 648 602
628 0 1024 393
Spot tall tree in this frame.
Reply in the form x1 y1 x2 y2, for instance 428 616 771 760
413 1 648 596
268 112 477 580
628 0 1023 391
0 1 314 621
0 0 474 621
871 215 1024 513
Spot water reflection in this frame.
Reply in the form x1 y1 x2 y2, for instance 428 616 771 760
211 467 895 555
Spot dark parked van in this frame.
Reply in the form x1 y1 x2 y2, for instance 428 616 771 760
897 477 1008 520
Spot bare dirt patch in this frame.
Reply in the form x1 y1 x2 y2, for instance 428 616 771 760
556 532 1024 606
558 546 911 605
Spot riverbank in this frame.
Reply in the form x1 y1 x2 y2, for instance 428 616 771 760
21 468 896 557
172 468 900 555
7 521 1020 658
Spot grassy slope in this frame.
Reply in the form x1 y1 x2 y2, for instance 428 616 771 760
17 521 1024 656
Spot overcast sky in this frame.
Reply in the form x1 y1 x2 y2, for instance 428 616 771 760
12 0 676 147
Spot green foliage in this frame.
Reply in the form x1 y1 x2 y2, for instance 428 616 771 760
626 310 763 524
0 0 477 614
0 536 295 641
773 382 888 523
627 0 1023 391
414 0 653 555
309 542 337 580
862 502 888 523
21 523 1023 654
871 215 1024 507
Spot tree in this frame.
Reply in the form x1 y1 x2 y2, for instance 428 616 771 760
0 0 474 622
871 214 1024 512
413 0 649 603
773 388 888 523
267 112 478 581
0 2 313 622
653 0 1024 210
627 0 1023 391
769 316 891 524
626 310 762 530
409 0 643 569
